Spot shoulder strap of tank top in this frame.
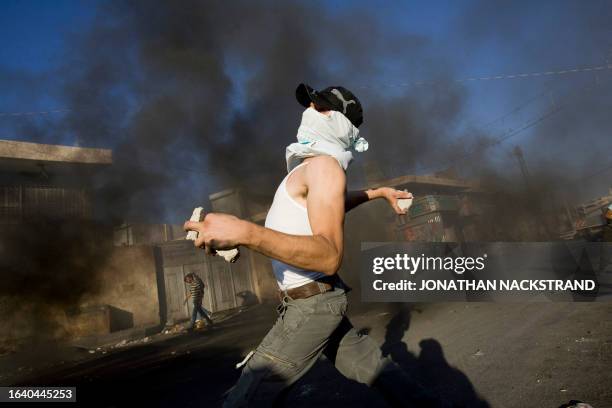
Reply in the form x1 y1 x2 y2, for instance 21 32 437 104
283 161 309 184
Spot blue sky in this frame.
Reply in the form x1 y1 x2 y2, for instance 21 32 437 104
1 0 97 73
1 0 97 118
1 0 601 128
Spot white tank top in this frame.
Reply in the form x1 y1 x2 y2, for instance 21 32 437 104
264 162 326 290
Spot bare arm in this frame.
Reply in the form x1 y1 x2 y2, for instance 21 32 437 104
184 156 346 275
246 158 345 274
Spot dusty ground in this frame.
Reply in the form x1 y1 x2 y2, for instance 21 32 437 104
2 301 611 408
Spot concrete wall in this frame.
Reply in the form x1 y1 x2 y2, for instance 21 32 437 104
0 245 162 349
84 245 162 328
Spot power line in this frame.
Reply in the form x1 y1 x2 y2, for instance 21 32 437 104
3 63 611 119
419 105 563 175
358 63 612 89
420 69 612 175
575 161 612 182
452 64 612 84
439 87 555 152
0 109 70 118
479 89 551 130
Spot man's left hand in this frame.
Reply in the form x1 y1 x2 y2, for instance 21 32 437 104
184 213 248 254
377 187 413 215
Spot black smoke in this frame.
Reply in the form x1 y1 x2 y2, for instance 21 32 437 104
4 0 480 223
4 1 612 220
0 221 112 350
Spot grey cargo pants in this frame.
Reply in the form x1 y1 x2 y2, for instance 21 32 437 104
223 286 398 407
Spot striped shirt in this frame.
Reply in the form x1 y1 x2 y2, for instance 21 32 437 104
188 275 205 304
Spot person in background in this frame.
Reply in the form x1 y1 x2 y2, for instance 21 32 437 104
183 272 213 329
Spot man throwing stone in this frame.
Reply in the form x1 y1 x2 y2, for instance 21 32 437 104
185 83 423 407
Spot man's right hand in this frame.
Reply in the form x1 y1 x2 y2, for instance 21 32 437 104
184 213 249 254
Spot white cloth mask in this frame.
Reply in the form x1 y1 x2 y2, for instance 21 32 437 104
285 107 368 172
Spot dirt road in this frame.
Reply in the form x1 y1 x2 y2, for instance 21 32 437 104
5 301 611 407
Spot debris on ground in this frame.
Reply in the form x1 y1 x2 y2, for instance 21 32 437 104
472 349 485 357
115 339 128 348
110 335 156 350
163 324 186 335
559 400 594 408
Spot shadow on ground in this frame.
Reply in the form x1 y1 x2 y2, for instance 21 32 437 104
379 305 489 407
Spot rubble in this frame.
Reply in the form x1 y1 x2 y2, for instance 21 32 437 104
115 339 128 348
163 324 186 335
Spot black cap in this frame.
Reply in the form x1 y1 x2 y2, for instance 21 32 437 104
296 83 363 128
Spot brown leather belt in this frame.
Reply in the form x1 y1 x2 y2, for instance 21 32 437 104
279 276 337 300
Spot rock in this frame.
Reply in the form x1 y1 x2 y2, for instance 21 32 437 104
115 339 128 348
472 349 485 357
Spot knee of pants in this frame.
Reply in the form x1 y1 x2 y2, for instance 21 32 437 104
335 333 387 385
224 354 269 408
224 348 306 407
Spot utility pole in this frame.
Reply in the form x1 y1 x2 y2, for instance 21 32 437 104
513 146 532 192
513 145 554 239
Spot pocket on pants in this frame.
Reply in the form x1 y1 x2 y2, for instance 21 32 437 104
255 348 297 369
327 297 348 316
281 301 312 336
